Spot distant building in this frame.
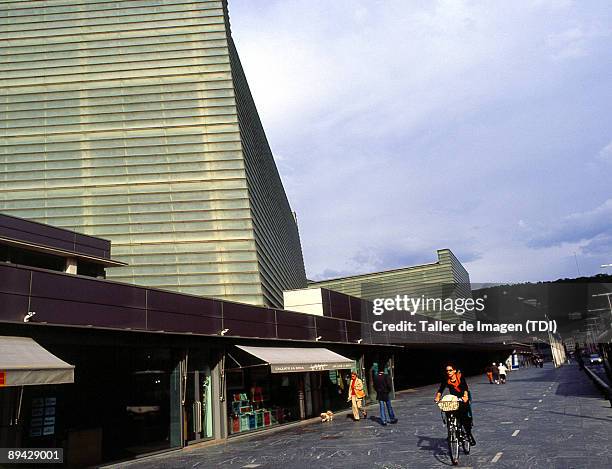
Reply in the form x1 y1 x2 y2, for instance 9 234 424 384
0 0 306 308
306 249 473 321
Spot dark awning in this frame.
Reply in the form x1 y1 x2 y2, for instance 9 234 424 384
0 336 74 387
236 345 355 373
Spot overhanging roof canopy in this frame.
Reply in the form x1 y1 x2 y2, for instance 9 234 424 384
0 336 74 387
0 236 126 267
236 345 355 373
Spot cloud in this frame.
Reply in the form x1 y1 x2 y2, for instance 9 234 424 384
528 199 612 249
547 27 589 60
228 0 612 283
546 22 610 61
580 233 612 258
597 141 612 163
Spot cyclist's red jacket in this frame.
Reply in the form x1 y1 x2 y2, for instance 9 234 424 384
438 372 469 398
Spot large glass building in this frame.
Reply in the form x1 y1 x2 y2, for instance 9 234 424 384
0 0 307 307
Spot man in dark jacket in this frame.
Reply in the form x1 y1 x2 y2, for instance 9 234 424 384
373 370 397 425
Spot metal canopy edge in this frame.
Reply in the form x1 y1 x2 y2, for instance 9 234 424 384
0 336 75 387
236 345 354 373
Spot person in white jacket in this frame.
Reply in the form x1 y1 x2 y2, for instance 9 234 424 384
497 363 508 384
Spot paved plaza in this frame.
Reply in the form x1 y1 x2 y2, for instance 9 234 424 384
115 363 612 469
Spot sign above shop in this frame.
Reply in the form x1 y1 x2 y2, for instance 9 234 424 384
271 362 355 373
236 346 355 374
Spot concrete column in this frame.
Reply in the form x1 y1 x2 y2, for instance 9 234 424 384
65 258 77 274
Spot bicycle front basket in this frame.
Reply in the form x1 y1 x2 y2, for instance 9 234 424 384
437 400 460 412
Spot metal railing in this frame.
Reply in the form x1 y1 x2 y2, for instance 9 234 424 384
582 366 612 407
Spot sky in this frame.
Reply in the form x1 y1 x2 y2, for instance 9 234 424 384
227 0 612 284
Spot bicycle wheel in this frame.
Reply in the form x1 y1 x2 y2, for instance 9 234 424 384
461 428 471 455
447 420 459 465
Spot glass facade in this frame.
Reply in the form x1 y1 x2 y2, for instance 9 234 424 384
0 0 307 308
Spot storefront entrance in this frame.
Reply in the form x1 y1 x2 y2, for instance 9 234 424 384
183 349 213 444
225 346 357 436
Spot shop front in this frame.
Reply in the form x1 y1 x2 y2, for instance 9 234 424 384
0 330 219 466
224 346 358 435
52 339 225 465
0 336 75 450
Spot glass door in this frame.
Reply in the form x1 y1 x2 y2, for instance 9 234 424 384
185 353 213 444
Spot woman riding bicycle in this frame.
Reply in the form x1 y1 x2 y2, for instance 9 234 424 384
434 363 476 446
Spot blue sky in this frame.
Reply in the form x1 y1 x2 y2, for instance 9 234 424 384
228 0 612 283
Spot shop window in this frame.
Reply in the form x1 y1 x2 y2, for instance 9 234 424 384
224 349 353 436
227 370 301 435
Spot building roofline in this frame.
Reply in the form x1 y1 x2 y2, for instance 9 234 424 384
0 261 383 346
308 249 457 284
0 235 126 267
0 212 109 244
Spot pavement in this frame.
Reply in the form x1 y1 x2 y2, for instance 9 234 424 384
115 363 612 469
585 363 611 387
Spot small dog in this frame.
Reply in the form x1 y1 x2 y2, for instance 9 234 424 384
320 410 334 422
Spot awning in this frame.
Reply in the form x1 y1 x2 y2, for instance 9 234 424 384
236 345 355 373
0 336 75 387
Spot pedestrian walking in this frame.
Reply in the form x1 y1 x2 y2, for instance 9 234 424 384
491 362 499 384
347 371 367 421
575 346 584 370
373 370 397 425
498 363 508 384
485 363 494 383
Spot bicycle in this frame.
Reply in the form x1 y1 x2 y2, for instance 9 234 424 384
436 395 470 466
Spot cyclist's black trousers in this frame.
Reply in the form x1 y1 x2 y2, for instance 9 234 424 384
457 402 473 432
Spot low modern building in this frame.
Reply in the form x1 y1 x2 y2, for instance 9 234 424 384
307 249 474 321
0 214 396 466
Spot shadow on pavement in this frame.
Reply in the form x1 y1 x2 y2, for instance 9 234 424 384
369 415 384 425
476 400 612 423
416 435 455 467
476 398 541 403
503 376 556 383
554 382 601 398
